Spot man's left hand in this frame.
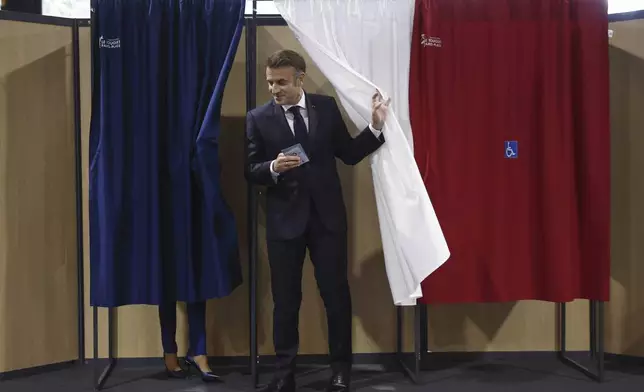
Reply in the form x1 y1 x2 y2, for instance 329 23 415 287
371 91 391 131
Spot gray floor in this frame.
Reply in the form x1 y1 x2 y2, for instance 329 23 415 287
2 356 644 392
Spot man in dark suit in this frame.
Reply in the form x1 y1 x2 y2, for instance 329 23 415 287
245 49 390 392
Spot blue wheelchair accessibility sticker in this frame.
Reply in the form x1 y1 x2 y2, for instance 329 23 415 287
505 141 518 159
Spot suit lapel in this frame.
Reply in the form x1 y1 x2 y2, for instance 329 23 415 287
306 94 319 143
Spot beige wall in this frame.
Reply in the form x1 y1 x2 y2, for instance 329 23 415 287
605 19 644 356
0 21 79 372
1 18 644 372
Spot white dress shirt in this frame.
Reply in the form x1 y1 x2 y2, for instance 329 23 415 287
281 92 310 135
270 91 382 180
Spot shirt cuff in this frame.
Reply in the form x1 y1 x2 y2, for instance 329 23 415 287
270 160 279 182
369 123 382 138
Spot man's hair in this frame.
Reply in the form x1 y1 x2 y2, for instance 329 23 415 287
266 49 307 74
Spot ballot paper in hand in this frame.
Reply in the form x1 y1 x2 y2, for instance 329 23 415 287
282 143 309 165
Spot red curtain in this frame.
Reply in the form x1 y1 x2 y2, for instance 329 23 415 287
409 0 610 303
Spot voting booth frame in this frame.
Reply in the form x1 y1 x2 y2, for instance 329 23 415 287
11 0 644 388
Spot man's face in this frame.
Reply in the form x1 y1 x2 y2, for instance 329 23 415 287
266 66 304 105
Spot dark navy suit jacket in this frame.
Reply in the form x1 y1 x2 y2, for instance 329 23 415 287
244 93 385 240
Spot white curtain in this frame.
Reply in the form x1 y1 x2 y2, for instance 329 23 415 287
274 0 450 306
42 0 91 18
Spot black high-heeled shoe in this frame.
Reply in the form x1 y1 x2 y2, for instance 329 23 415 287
185 356 222 383
165 367 187 379
163 355 187 379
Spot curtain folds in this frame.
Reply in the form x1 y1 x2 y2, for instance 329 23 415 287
411 0 610 303
89 0 245 307
274 0 451 306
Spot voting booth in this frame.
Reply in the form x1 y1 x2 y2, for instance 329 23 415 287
1 1 644 390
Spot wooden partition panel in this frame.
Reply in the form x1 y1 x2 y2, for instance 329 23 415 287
606 19 644 357
0 20 78 372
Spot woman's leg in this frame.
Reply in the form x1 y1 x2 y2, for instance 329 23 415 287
187 301 211 372
158 301 181 371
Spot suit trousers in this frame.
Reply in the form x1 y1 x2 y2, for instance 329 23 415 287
267 201 352 379
158 301 207 356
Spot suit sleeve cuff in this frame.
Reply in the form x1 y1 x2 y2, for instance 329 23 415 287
369 123 382 139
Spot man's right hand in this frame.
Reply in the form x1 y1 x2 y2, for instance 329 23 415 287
271 153 301 174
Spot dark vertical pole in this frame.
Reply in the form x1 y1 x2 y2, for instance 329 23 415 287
558 300 604 382
89 3 116 389
560 302 567 352
89 1 102 385
93 306 99 382
590 300 597 358
245 0 259 386
90 0 99 380
395 306 403 356
597 301 605 381
414 305 422 375
420 304 428 362
108 309 115 361
72 18 86 366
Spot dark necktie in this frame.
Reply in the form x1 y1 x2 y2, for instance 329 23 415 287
288 106 309 150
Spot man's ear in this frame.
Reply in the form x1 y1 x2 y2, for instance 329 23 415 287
295 72 306 86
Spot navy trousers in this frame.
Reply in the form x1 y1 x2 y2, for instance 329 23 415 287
158 301 207 356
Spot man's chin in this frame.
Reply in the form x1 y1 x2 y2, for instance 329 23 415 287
273 96 285 104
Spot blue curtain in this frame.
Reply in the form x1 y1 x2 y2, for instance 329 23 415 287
89 0 244 307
